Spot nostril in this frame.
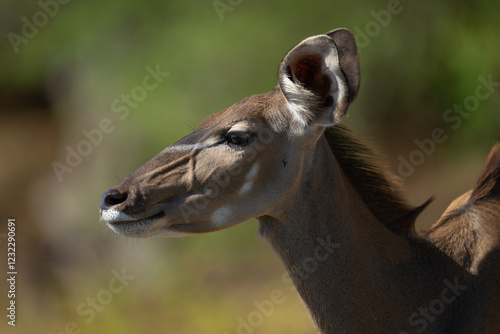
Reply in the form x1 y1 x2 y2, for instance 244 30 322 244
106 192 127 206
101 189 128 210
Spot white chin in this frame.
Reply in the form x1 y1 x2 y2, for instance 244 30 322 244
102 209 166 238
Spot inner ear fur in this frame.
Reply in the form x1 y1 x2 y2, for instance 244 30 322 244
286 53 332 101
278 28 360 125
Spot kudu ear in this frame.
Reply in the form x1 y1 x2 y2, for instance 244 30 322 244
278 28 360 127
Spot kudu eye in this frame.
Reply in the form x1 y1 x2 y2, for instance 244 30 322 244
226 131 252 147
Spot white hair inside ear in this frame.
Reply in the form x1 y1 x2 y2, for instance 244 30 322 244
278 28 360 131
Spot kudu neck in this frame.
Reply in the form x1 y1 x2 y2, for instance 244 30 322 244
258 134 411 333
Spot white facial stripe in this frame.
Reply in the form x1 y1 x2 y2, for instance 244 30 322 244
247 163 259 179
211 207 232 227
239 163 259 195
239 182 252 195
229 123 253 132
165 137 219 153
166 122 255 153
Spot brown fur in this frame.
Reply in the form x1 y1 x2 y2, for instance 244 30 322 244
325 125 432 237
425 144 500 272
470 143 500 203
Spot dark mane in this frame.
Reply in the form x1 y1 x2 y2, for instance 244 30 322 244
470 143 500 204
324 125 430 237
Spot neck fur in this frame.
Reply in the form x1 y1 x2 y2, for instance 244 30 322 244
258 130 419 333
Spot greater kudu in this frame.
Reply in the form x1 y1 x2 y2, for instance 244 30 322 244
100 28 500 333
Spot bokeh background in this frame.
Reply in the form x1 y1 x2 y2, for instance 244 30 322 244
0 0 499 333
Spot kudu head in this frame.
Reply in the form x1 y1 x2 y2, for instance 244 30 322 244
100 28 360 238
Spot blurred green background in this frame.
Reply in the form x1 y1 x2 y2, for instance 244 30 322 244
0 0 498 333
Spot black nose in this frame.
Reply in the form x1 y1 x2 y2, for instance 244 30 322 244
100 189 128 210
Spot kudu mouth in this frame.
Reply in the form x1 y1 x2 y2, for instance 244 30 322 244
99 138 203 237
100 188 171 238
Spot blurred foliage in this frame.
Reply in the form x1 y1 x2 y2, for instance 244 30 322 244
0 0 499 333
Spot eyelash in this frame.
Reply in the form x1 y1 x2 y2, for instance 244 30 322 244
225 131 253 147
